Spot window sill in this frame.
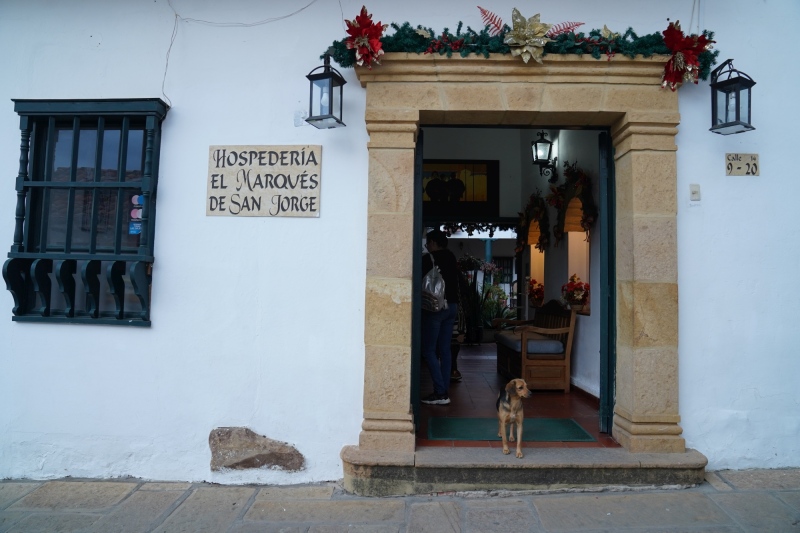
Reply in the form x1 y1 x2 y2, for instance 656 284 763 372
12 315 151 327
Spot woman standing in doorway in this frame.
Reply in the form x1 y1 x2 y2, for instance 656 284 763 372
420 229 460 405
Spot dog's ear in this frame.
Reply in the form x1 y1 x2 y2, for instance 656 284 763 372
506 380 517 397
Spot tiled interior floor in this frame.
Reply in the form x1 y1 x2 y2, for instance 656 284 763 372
416 343 620 449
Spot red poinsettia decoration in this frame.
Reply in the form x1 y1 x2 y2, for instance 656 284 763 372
528 279 544 302
345 6 388 70
661 20 714 91
561 274 589 306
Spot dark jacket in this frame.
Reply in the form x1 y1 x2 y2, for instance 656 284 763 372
422 249 461 304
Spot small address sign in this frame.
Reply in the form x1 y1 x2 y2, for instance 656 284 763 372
726 153 759 176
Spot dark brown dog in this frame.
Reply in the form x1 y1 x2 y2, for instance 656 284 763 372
496 378 532 458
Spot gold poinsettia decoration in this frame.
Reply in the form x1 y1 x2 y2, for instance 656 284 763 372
415 28 431 39
503 8 552 64
601 25 620 40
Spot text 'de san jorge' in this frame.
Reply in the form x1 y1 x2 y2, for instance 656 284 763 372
207 145 321 217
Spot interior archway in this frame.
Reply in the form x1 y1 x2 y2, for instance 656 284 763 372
564 197 584 232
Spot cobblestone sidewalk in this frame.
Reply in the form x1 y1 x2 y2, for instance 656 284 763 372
1 469 799 532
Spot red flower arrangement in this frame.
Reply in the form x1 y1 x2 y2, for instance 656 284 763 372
481 261 501 277
661 20 715 91
561 274 589 306
345 6 388 70
528 279 544 306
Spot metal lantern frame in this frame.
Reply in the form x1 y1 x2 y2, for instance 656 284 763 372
305 53 346 129
531 130 558 183
710 59 755 135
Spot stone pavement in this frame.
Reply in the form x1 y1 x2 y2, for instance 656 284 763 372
1 469 799 532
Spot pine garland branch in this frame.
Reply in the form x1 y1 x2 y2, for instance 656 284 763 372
325 20 718 80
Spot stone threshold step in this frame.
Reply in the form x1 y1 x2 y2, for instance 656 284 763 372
341 446 708 496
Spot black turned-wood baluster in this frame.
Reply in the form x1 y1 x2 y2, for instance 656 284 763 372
11 117 31 253
130 261 151 321
107 260 126 319
31 258 53 317
55 259 77 317
3 258 32 315
81 260 101 318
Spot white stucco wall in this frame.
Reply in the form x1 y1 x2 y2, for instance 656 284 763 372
0 0 370 484
670 1 800 470
557 130 603 397
1 0 799 481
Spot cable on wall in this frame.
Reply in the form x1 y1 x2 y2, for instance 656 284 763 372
161 0 322 106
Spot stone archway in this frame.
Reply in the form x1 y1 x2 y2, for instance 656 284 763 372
343 53 692 494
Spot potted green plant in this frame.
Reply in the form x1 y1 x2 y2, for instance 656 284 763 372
481 283 515 328
457 254 507 342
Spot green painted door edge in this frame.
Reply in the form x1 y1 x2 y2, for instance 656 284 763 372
598 131 617 434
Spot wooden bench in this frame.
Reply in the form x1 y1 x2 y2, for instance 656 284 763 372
492 300 577 392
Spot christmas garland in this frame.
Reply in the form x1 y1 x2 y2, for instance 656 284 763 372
515 189 550 254
546 161 598 246
328 7 718 89
441 222 515 238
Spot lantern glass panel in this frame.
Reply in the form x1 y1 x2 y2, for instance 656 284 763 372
532 138 552 164
740 91 750 123
332 82 341 118
726 91 738 122
311 78 331 117
536 143 550 161
715 90 732 124
712 86 753 134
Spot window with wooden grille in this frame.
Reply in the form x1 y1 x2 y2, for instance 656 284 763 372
493 256 514 284
3 99 169 326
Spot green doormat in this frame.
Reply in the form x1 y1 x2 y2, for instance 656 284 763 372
427 417 595 442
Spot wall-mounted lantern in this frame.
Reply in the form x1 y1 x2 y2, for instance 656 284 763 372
531 131 558 183
710 59 755 135
305 53 346 129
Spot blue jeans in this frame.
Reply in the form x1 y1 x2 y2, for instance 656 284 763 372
421 303 458 396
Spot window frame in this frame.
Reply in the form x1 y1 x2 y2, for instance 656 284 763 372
3 99 169 326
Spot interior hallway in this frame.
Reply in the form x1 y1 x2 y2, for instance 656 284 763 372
416 342 620 449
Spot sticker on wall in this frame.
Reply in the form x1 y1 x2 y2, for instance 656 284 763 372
207 145 321 217
129 194 143 234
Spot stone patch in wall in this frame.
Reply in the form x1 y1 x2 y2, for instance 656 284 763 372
209 427 305 472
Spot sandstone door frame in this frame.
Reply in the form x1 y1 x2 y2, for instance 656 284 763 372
352 53 684 460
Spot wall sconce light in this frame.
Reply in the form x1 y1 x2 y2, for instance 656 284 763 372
531 130 558 183
710 59 755 135
305 52 346 129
